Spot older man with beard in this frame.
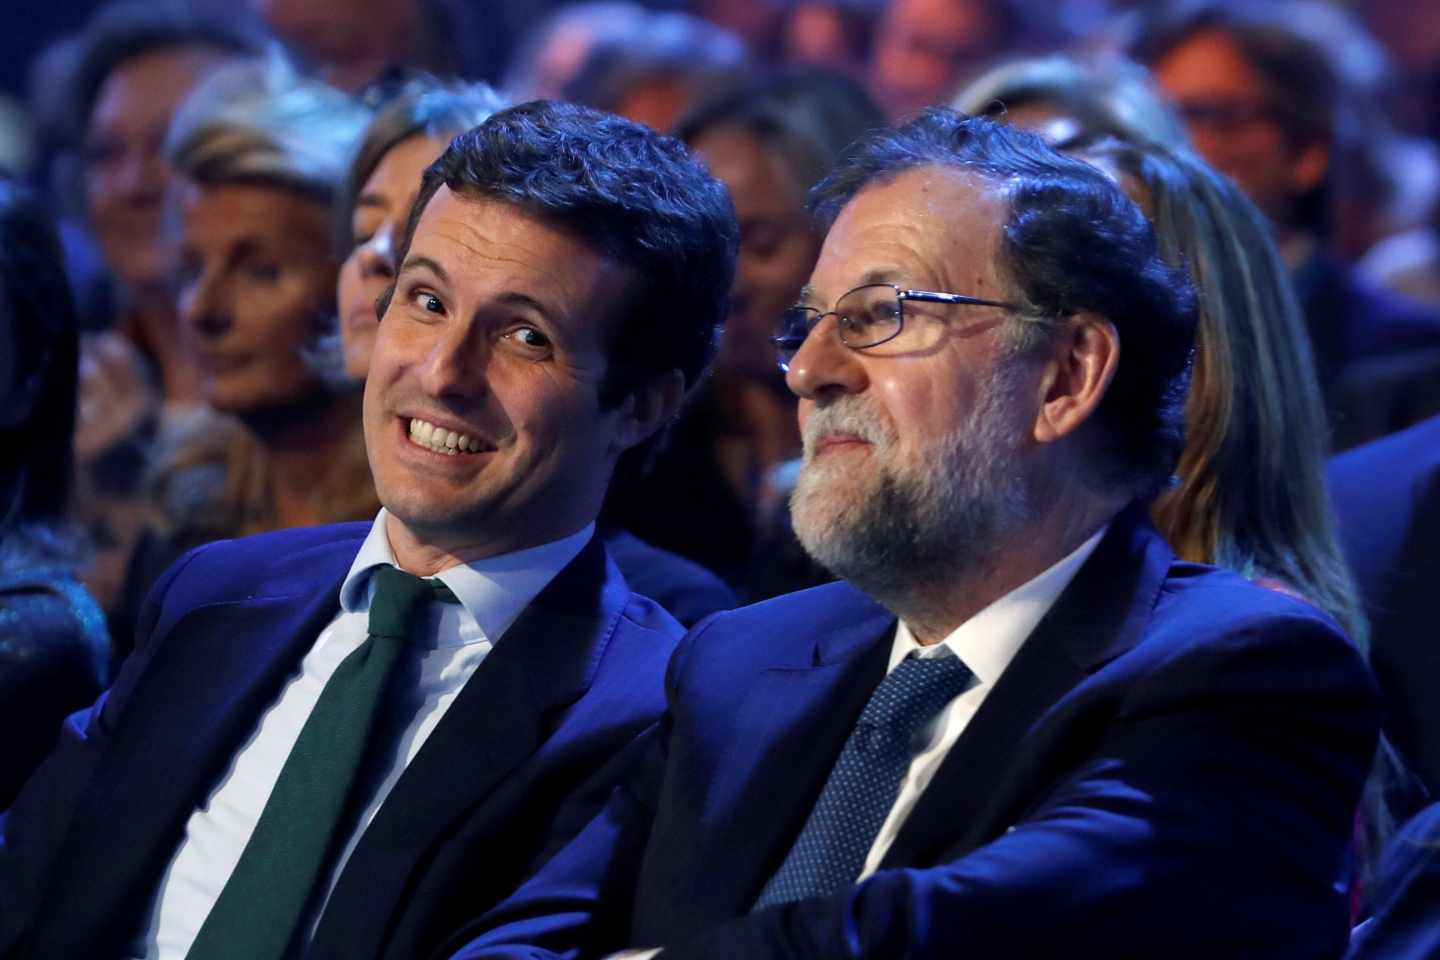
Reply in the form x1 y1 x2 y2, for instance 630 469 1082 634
444 111 1379 960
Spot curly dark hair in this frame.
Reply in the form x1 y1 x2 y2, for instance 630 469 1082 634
385 99 738 409
1128 0 1342 237
811 109 1197 498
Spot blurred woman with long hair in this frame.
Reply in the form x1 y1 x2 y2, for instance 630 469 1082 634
0 180 108 807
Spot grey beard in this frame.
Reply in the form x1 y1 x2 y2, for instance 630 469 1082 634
791 382 1030 607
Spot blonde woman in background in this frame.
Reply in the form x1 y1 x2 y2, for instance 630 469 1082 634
113 62 375 660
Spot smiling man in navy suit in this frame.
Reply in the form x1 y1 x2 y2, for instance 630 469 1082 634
0 100 736 960
445 111 1380 960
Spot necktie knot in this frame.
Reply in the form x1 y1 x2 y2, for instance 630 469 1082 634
367 565 459 641
857 653 974 732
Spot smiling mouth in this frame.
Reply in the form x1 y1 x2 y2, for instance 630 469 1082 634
407 416 490 456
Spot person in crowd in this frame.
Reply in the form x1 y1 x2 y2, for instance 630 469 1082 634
955 56 1406 877
335 77 507 383
1359 0 1440 139
1346 801 1440 959
1084 139 1368 650
867 0 1057 120
779 0 887 78
47 0 271 401
952 54 1188 149
1131 0 1440 449
1082 139 1415 885
445 112 1378 959
602 67 883 593
334 74 735 625
0 179 109 810
953 56 1365 653
511 4 747 132
100 61 375 664
778 0 881 76
248 0 476 94
1329 415 1440 800
37 2 272 623
156 61 377 543
501 2 650 103
1351 0 1440 316
0 100 737 960
695 0 785 62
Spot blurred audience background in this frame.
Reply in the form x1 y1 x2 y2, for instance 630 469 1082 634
3 0 1440 938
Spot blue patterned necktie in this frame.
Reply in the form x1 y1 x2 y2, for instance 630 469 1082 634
753 652 974 909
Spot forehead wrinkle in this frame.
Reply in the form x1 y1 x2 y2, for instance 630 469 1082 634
815 168 1008 304
413 212 607 333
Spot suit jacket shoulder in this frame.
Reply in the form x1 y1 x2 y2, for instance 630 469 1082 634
1329 414 1440 794
448 506 1379 960
600 528 737 627
0 524 683 960
1348 802 1440 959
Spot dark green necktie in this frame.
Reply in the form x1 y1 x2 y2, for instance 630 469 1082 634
185 565 459 960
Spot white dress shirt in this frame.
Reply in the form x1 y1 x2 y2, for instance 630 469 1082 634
859 524 1105 876
135 510 593 959
613 524 1106 960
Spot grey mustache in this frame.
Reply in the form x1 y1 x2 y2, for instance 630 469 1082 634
801 404 894 455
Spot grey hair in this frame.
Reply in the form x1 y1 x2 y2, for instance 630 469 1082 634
166 58 370 202
952 54 1189 150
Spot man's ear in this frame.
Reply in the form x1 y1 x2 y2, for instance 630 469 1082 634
1031 313 1118 445
611 368 685 453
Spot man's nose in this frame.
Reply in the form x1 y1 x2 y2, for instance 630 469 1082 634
784 314 868 401
415 323 488 403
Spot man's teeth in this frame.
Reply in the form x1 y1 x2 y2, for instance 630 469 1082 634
408 418 479 455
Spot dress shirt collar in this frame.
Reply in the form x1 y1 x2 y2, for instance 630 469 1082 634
890 523 1109 684
339 508 595 647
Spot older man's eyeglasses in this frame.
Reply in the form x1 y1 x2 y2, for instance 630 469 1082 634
771 282 1020 371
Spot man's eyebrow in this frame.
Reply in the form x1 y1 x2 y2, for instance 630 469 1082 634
354 191 388 211
858 268 903 287
494 291 562 327
398 255 449 284
797 269 904 307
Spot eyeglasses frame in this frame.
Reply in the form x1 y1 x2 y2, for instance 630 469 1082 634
771 281 1024 371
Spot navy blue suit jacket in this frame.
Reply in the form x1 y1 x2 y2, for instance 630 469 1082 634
1329 414 1440 798
446 506 1379 959
0 523 684 960
1299 252 1440 450
1346 801 1440 959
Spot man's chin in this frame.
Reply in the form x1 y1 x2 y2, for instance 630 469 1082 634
381 495 480 541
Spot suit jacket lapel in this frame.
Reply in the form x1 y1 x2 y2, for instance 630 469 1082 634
35 538 357 950
312 537 628 948
880 504 1174 868
676 593 895 923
